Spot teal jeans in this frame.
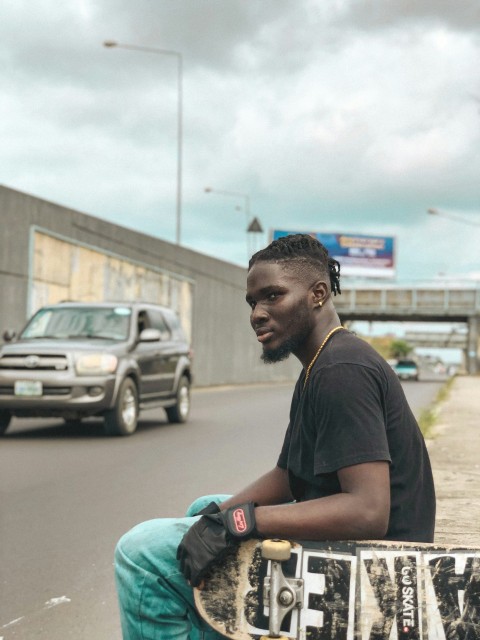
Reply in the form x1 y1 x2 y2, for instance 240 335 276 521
115 494 232 640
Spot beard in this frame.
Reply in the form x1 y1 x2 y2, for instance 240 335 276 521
261 335 302 363
261 315 312 364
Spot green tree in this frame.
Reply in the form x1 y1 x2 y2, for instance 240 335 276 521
389 339 412 359
361 335 393 360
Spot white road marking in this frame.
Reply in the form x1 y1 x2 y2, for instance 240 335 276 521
1 617 25 629
1 596 71 630
44 596 71 609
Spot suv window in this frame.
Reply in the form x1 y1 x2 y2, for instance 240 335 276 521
162 308 185 340
144 309 171 341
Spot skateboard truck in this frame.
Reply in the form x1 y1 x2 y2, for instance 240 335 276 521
261 539 304 639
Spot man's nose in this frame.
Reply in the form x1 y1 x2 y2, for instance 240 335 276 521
251 303 268 325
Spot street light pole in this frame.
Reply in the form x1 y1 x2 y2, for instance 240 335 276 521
204 187 264 260
427 207 480 375
103 40 183 245
427 208 480 228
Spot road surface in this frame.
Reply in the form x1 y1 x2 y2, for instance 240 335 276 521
0 378 444 639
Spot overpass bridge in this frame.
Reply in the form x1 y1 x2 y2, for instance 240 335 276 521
404 330 468 349
336 284 480 373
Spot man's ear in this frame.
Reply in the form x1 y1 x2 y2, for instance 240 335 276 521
311 280 329 306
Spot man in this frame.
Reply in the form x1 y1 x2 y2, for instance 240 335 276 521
115 234 435 639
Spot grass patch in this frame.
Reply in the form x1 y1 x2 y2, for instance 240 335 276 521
418 376 456 438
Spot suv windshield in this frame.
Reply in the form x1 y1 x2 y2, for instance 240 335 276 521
396 360 417 368
21 306 132 341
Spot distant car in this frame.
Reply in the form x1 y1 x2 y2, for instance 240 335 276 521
0 302 192 436
394 359 419 381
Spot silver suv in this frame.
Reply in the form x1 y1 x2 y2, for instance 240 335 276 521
0 302 192 436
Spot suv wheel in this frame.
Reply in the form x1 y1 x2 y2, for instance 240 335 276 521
166 376 190 424
104 378 139 436
0 410 12 435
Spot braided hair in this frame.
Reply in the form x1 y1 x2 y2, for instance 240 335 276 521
248 234 342 296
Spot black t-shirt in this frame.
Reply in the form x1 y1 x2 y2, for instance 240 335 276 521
277 330 436 542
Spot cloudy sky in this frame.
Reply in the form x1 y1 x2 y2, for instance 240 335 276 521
2 0 479 282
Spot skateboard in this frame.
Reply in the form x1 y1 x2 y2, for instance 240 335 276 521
194 538 480 640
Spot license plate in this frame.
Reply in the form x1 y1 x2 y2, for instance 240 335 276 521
14 380 43 396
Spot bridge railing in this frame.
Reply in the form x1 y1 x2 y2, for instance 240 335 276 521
335 286 480 316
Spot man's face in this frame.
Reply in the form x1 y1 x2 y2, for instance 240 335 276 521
246 261 315 363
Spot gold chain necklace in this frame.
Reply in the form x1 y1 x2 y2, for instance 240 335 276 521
303 326 345 389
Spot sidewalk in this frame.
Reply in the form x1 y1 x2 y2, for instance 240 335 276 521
427 375 480 546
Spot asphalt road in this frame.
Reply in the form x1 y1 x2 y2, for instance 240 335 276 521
0 377 445 640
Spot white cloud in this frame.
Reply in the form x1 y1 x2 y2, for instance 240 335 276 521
1 0 479 274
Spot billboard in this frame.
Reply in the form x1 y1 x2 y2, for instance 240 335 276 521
271 230 396 279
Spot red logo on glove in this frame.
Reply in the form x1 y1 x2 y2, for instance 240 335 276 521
233 508 247 533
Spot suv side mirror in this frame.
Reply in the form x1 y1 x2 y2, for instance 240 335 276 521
2 329 16 342
139 328 161 342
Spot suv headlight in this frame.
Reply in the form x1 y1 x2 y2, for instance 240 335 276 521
75 353 118 376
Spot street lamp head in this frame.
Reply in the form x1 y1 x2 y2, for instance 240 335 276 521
427 208 438 216
103 40 118 48
204 187 212 193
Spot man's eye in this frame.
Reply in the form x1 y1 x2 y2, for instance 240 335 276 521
267 292 278 301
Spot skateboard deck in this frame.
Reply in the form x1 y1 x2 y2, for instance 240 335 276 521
194 538 480 640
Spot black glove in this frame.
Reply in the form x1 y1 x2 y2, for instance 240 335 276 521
177 502 258 587
193 501 221 516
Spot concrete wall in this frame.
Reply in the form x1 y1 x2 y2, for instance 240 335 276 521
0 185 300 386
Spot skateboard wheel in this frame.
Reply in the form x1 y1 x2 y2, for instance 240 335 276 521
261 539 291 561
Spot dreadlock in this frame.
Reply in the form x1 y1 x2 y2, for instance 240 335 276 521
249 234 342 296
